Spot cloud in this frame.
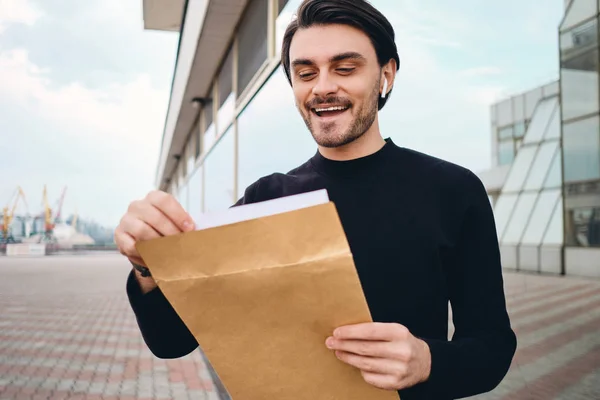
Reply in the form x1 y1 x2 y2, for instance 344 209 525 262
0 0 42 32
0 46 171 225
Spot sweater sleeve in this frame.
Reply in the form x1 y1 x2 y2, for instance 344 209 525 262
126 180 262 359
414 171 517 399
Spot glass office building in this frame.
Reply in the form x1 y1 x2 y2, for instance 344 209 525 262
144 0 599 278
479 0 600 277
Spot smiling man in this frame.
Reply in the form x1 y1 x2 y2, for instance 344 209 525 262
117 1 517 399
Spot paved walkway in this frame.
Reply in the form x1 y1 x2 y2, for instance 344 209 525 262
0 253 599 399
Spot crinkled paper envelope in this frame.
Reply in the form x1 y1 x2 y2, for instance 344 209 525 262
136 190 400 400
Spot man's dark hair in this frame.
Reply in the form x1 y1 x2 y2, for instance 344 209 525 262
281 0 400 110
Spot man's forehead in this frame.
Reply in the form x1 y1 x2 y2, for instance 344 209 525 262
289 25 375 63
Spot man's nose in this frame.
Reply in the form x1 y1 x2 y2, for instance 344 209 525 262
312 72 339 98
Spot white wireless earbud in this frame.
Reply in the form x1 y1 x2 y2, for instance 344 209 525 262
381 78 388 99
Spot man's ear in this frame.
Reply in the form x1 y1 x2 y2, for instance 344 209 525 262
381 59 397 97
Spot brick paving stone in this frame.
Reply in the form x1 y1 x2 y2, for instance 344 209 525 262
1 254 599 399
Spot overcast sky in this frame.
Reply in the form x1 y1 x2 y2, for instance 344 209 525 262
0 0 564 227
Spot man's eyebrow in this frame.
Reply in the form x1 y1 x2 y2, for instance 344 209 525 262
290 52 367 69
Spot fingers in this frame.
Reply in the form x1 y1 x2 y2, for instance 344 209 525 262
334 322 409 341
334 350 402 376
326 337 395 359
145 190 194 232
128 199 182 236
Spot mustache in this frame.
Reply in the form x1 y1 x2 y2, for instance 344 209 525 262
305 96 352 110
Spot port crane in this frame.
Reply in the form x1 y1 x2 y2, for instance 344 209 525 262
1 186 29 244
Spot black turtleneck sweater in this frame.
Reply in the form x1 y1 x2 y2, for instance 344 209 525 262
126 138 516 400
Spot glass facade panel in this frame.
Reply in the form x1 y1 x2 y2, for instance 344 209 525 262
525 87 543 120
218 47 235 133
561 48 599 120
186 134 196 173
237 67 317 196
502 192 539 244
204 127 235 212
276 0 302 56
543 107 561 140
560 0 597 31
544 151 563 188
524 142 559 191
522 190 561 245
178 183 189 211
503 146 538 192
498 141 515 165
543 198 564 245
566 206 600 246
493 193 519 240
497 99 512 127
514 121 526 138
498 126 513 140
513 95 525 121
523 97 558 144
188 165 203 224
204 92 216 150
237 0 269 97
563 115 600 182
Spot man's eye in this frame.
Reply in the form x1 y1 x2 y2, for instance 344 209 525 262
299 72 315 80
336 68 355 74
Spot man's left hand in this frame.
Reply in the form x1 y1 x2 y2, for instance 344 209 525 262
325 322 432 391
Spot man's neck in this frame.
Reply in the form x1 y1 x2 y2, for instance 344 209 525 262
318 126 386 161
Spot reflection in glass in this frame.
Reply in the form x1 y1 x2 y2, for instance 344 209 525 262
496 99 512 127
204 127 235 212
566 207 600 247
237 0 269 97
525 88 543 120
523 97 558 144
498 141 515 165
560 0 597 32
493 194 519 240
502 192 539 244
502 146 538 192
560 48 599 120
187 134 196 174
178 183 189 211
218 93 235 135
524 142 559 191
563 115 600 182
237 67 317 197
521 190 561 245
543 198 564 245
188 165 203 224
544 151 563 188
218 47 235 133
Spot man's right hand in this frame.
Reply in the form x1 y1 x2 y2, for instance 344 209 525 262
114 190 195 292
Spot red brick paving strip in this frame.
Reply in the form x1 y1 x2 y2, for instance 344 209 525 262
514 297 600 335
509 287 600 319
501 344 600 400
506 283 590 308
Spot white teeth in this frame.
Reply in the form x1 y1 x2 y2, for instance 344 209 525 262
315 106 347 112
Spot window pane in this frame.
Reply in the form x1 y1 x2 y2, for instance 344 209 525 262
560 0 597 31
497 99 512 127
218 46 235 132
543 106 561 140
524 97 558 144
522 190 561 245
514 121 526 138
187 134 196 173
498 126 513 140
178 183 189 211
525 87 543 120
563 115 600 182
498 141 515 165
560 47 599 120
566 206 600 246
276 0 302 56
543 198 564 245
524 142 559 191
237 67 316 196
493 193 519 240
238 0 269 97
544 151 563 188
502 145 538 192
204 127 235 212
502 192 539 244
513 95 525 121
188 165 203 223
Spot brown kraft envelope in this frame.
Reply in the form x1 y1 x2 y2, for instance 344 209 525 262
136 201 400 400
